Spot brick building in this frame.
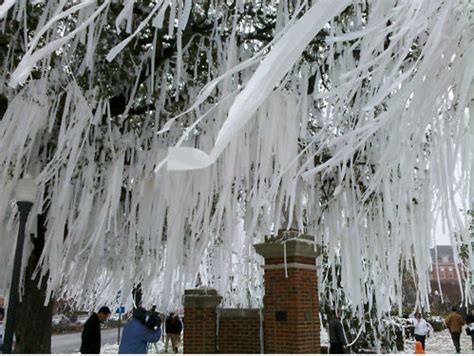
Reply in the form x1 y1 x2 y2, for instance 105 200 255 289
430 245 464 305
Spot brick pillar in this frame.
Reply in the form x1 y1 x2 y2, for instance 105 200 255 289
255 231 321 353
183 288 222 354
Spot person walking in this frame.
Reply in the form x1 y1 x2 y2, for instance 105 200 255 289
80 306 111 354
328 311 347 354
410 312 430 351
466 309 474 350
119 307 162 354
445 307 466 354
165 313 183 353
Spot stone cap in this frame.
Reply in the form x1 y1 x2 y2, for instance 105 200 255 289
184 288 219 296
254 230 321 259
184 288 222 308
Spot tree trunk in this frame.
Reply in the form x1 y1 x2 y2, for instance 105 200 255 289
132 283 143 309
13 214 53 353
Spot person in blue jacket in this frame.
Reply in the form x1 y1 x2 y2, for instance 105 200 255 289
119 307 162 354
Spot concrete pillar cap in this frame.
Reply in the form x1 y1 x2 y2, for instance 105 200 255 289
184 289 222 308
254 230 321 260
184 288 218 296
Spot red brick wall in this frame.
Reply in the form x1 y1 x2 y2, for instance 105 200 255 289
263 267 320 353
184 235 322 354
184 278 320 354
184 306 218 354
217 309 260 353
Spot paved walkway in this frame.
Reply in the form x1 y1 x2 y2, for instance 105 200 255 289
52 328 119 353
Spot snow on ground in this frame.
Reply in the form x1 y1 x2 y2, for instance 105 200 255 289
402 329 474 354
101 340 183 354
100 329 473 354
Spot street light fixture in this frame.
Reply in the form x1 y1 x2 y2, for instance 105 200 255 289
2 175 37 354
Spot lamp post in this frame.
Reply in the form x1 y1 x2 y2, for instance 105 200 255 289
2 175 37 354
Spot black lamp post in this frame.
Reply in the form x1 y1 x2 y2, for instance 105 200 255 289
2 175 37 354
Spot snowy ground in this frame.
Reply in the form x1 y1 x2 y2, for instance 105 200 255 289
101 339 183 354
402 328 474 354
100 329 474 354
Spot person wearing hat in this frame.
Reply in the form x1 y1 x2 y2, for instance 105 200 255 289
119 307 162 354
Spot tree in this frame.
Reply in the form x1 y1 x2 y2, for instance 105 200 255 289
13 214 54 353
0 1 297 349
0 0 471 351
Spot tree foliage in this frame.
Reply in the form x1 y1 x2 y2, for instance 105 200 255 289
0 0 471 329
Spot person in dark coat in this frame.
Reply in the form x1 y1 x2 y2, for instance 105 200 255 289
165 313 183 353
80 306 111 354
466 309 474 350
118 307 162 354
328 310 347 354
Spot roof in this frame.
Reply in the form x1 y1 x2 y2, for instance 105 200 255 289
430 245 454 260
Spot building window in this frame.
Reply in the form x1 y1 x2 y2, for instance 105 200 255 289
442 256 449 263
440 268 445 279
449 268 454 278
